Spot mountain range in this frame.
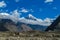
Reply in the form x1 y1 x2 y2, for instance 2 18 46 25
0 13 54 32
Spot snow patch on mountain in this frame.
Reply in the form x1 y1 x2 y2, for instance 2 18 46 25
19 14 54 26
28 14 36 19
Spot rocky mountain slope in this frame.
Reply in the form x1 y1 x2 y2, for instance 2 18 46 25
0 13 54 32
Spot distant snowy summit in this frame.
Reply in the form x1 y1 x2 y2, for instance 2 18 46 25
0 13 53 26
0 12 54 32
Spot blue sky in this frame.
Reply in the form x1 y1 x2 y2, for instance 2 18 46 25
0 0 60 19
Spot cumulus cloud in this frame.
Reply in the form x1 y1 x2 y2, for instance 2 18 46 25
19 8 34 13
44 0 53 3
20 8 29 13
0 1 6 7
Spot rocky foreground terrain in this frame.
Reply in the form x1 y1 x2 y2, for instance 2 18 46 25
0 31 60 40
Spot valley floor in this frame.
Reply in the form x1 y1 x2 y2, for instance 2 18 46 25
0 31 60 40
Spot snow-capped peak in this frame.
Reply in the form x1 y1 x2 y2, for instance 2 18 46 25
26 14 36 20
0 12 54 26
28 14 36 19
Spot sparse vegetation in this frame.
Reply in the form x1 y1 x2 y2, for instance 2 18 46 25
0 31 60 40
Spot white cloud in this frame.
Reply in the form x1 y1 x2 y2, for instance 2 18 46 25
20 8 29 13
0 1 6 7
44 0 53 3
19 8 34 13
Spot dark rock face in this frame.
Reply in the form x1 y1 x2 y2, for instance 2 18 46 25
0 19 18 32
45 16 60 31
0 25 9 31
